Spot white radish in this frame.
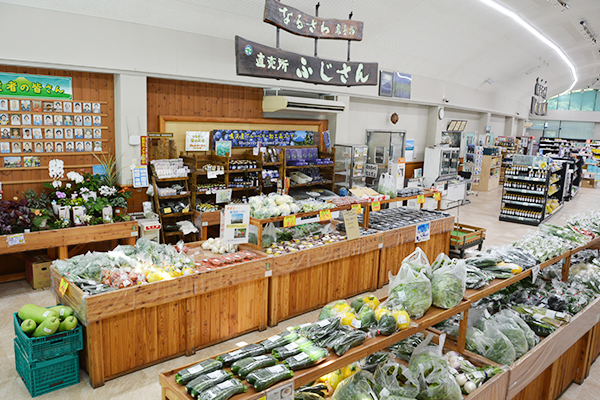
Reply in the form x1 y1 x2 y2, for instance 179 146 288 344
464 381 477 394
455 374 468 386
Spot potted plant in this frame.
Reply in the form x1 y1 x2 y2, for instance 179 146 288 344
110 195 128 217
0 198 33 234
32 208 55 230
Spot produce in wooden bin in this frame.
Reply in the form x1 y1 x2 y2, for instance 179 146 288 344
196 378 246 400
272 337 314 360
246 364 294 391
283 345 328 370
175 359 223 384
331 330 368 356
259 331 298 352
217 344 265 366
442 351 502 395
231 355 277 379
430 258 466 310
388 263 432 320
186 370 232 397
372 361 419 398
330 370 379 400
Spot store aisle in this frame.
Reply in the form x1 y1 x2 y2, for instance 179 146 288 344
0 187 598 399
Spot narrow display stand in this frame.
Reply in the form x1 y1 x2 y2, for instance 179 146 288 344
499 154 562 226
151 170 195 244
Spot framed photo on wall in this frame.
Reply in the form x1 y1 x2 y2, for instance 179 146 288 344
393 72 412 99
379 70 393 97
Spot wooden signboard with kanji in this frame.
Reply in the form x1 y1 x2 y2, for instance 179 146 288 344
263 0 364 40
235 36 377 86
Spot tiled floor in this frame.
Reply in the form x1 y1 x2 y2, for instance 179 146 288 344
0 186 598 399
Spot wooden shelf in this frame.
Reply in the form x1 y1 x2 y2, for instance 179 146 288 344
157 193 191 200
228 168 262 173
230 187 260 191
164 231 183 237
154 176 189 182
161 211 194 218
285 164 334 169
289 180 333 188
263 161 282 166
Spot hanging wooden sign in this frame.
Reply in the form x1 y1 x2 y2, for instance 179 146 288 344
263 0 364 41
235 36 377 86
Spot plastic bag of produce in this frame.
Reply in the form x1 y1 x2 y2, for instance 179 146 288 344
272 337 314 360
260 331 298 352
216 343 264 366
355 304 378 332
262 223 276 248
283 345 328 370
400 247 431 276
231 355 277 378
431 253 452 273
331 330 368 356
469 321 516 365
388 333 424 361
331 370 379 400
175 358 223 384
431 259 466 309
246 364 294 391
496 309 539 350
303 317 342 340
489 313 528 358
358 352 391 373
389 263 432 319
374 361 420 398
318 300 352 320
197 378 246 400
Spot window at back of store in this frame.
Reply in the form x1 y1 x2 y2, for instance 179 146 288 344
582 90 596 111
569 91 583 111
559 121 595 140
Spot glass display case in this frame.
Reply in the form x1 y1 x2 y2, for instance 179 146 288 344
424 146 460 181
334 144 368 190
365 130 406 179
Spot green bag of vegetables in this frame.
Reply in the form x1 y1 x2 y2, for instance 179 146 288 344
469 322 516 366
283 345 328 370
260 331 298 352
497 309 539 349
272 337 314 360
389 263 432 319
388 333 424 361
332 330 368 356
373 361 420 398
490 313 529 358
175 359 223 384
401 248 432 277
246 364 294 391
196 378 246 400
231 355 277 378
430 259 466 309
331 370 379 400
357 305 377 332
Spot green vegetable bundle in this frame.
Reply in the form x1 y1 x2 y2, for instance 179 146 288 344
186 370 232 397
196 378 246 400
246 364 294 391
217 344 264 366
231 355 277 379
332 330 368 356
373 361 420 398
283 345 328 370
175 359 223 384
331 370 379 400
387 333 424 361
260 331 298 351
272 337 314 360
430 260 466 309
302 317 341 340
389 263 432 319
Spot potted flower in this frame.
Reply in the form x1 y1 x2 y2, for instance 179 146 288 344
0 198 33 234
32 208 55 230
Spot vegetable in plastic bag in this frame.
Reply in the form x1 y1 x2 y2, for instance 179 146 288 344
272 337 314 360
373 361 420 398
489 313 528 358
388 333 424 361
294 393 324 400
318 301 351 320
283 345 328 370
357 305 378 331
217 344 264 366
497 309 539 349
401 248 431 277
331 370 379 400
260 331 298 352
303 317 342 340
313 326 351 348
430 259 466 309
186 370 232 397
468 322 516 365
197 378 246 400
389 263 432 319
175 359 223 384
359 352 390 373
246 364 294 391
332 330 368 356
231 355 277 379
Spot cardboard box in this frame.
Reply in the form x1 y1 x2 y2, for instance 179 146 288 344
25 254 52 289
581 178 597 189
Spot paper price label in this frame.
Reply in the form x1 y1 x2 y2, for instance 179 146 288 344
319 209 332 221
283 215 296 228
207 170 218 179
351 204 362 214
163 207 172 214
417 195 425 204
433 192 441 201
58 278 69 296
371 201 381 212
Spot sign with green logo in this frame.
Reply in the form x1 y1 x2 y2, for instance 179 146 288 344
0 72 73 100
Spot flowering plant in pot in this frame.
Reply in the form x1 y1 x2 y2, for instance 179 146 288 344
0 198 33 234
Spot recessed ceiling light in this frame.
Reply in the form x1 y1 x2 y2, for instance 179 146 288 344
476 0 578 94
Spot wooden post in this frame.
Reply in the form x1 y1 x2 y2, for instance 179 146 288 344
185 297 197 356
86 320 106 388
57 245 69 260
457 308 469 353
562 254 572 282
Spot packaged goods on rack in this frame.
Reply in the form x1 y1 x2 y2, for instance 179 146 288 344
151 159 190 179
249 194 300 218
359 208 450 231
513 231 571 262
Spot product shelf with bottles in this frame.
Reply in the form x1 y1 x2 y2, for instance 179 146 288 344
499 155 554 226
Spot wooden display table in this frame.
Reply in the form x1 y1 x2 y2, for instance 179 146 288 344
51 242 271 388
0 221 138 283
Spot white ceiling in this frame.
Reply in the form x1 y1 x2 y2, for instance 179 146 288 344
2 0 599 104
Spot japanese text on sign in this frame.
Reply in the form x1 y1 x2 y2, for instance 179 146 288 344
236 36 378 87
319 209 332 221
0 72 73 100
283 215 296 228
371 201 381 212
263 0 364 41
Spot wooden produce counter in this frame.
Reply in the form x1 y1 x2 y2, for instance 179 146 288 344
51 243 271 388
377 216 454 288
0 221 138 283
268 232 383 326
159 301 473 400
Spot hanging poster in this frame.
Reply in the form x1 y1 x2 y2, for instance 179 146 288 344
220 204 250 244
185 131 210 151
0 72 73 100
212 130 317 147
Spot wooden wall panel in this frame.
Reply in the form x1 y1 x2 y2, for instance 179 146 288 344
0 65 115 200
146 78 263 133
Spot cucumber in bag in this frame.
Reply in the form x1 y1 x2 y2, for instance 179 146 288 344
272 337 313 360
283 346 328 370
312 327 350 348
187 370 232 397
175 359 223 384
231 355 277 379
260 331 298 352
302 317 341 340
197 378 246 400
332 330 368 356
217 344 265 366
246 364 294 391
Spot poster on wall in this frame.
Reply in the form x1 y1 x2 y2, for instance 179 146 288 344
140 135 149 165
185 131 210 151
405 139 415 162
379 71 393 97
212 130 317 147
215 141 232 156
0 72 73 100
393 72 412 99
220 204 250 244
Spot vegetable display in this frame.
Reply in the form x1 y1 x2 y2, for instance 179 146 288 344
283 345 329 370
231 355 277 379
246 364 294 391
430 259 466 309
259 331 298 352
217 344 265 366
388 263 432 319
196 378 246 400
175 359 223 384
186 370 232 397
17 303 78 338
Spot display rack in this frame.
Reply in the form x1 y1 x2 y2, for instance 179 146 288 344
472 154 500 192
281 146 336 193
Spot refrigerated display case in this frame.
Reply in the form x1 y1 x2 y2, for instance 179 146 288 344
424 146 467 210
365 130 406 180
334 144 368 190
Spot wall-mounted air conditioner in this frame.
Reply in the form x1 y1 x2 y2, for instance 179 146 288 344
263 95 345 114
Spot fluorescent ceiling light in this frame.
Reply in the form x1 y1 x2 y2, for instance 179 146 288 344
476 0 578 94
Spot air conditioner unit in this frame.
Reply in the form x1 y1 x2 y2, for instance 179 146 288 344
263 95 345 114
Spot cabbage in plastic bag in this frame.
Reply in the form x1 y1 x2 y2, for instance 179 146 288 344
430 260 466 309
331 370 379 400
389 263 432 319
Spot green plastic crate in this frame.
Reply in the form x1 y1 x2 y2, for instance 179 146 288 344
14 340 80 397
14 312 83 363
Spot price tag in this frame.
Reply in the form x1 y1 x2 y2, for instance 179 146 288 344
7 233 25 246
182 207 189 213
319 209 332 221
266 379 294 400
531 265 540 283
433 192 441 201
58 278 69 296
371 201 381 212
207 170 218 179
283 215 296 228
351 204 362 214
163 207 172 214
417 195 425 204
